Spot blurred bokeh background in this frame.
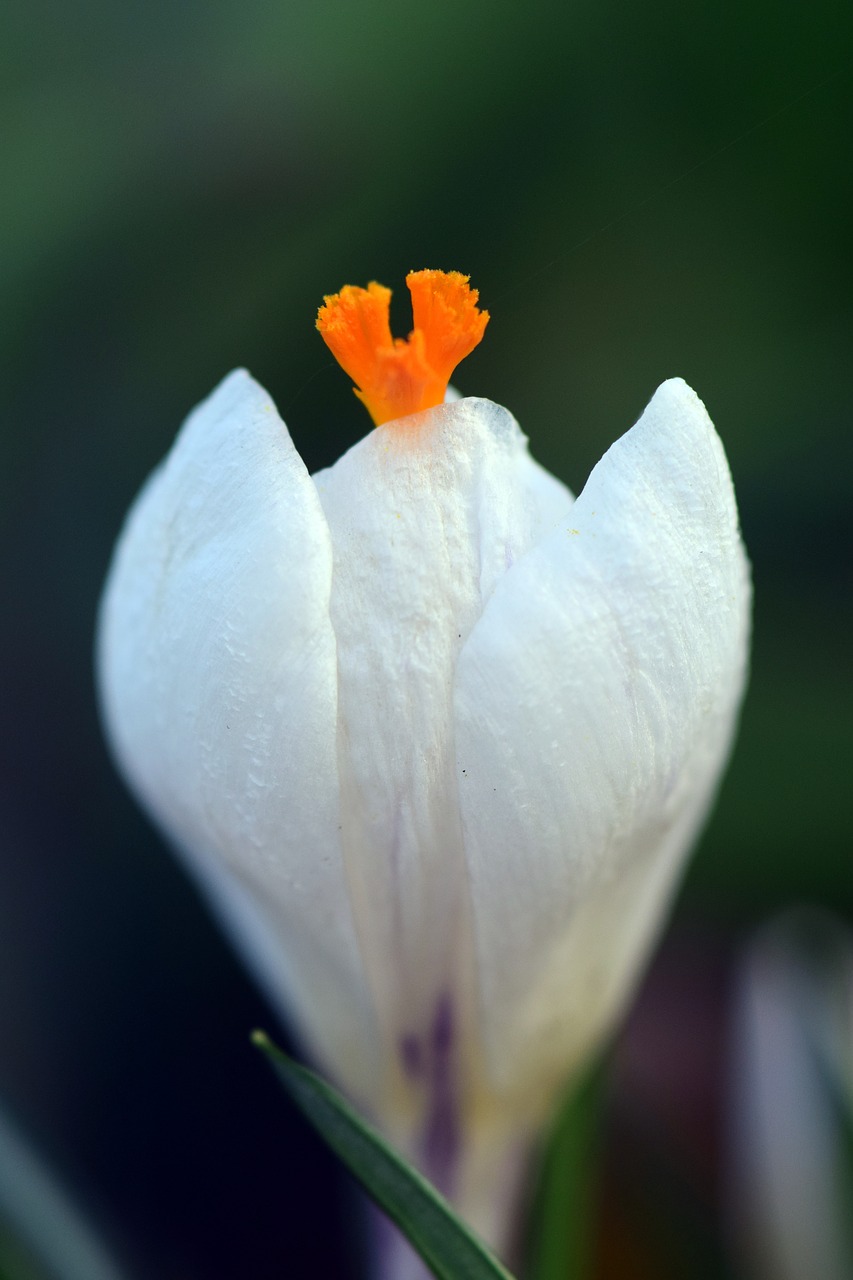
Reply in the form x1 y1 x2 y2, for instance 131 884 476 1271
1 1 851 1276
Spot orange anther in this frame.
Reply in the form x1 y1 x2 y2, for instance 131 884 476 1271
317 271 489 426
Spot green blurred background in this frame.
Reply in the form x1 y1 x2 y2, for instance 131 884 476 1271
1 1 851 1276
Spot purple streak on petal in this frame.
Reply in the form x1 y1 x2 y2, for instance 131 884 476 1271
431 992 454 1055
399 1033 423 1079
420 991 461 1198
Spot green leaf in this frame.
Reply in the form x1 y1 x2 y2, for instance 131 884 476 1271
252 1031 517 1280
525 1065 602 1280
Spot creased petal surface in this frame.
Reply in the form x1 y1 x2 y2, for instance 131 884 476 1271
98 370 378 1102
312 398 573 1134
454 378 751 1115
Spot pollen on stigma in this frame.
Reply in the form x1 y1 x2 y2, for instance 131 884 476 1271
316 270 489 427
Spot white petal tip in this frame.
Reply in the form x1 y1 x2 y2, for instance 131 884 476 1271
196 367 270 416
650 376 709 418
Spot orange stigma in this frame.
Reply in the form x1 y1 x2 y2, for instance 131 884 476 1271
316 270 489 426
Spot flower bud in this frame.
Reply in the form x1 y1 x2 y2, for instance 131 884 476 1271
98 275 750 1257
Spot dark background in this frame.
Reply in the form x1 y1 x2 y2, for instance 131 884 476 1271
1 1 851 1276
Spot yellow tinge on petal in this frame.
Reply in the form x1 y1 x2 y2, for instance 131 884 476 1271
316 270 489 426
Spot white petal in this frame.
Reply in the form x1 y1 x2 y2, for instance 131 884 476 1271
454 378 751 1113
312 397 572 1122
97 370 378 1103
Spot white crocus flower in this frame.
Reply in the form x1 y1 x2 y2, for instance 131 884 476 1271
98 271 750 1266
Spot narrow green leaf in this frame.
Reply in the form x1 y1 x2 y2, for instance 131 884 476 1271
525 1065 602 1280
252 1031 516 1280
